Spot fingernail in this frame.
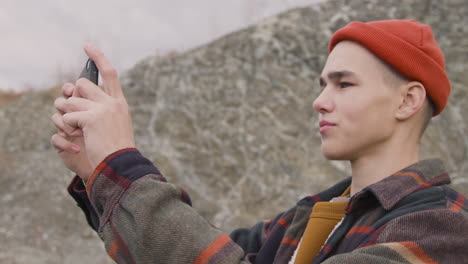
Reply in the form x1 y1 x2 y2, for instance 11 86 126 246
65 85 73 95
71 145 80 153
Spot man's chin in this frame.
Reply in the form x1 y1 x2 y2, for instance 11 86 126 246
321 146 349 161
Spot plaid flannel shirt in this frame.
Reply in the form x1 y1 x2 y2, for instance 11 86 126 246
68 148 468 263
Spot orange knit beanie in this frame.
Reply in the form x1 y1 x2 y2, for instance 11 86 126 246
329 20 450 116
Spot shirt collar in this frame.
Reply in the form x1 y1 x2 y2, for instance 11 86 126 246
346 158 450 213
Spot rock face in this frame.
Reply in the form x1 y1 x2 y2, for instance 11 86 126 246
1 0 467 263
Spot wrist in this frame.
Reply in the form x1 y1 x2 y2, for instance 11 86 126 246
76 166 93 182
90 144 136 169
85 147 140 190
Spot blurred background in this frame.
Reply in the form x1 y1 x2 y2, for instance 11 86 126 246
1 0 467 263
1 0 318 91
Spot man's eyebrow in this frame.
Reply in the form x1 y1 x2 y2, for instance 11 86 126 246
327 70 356 81
319 70 357 88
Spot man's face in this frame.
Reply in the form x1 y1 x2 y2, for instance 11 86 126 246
313 41 400 161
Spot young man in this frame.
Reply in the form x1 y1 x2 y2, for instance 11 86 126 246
52 20 467 263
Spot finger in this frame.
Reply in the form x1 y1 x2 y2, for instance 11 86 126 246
83 44 124 98
51 112 67 132
62 111 90 131
62 83 75 98
54 97 67 113
54 96 95 114
51 133 81 153
75 78 107 102
51 112 83 137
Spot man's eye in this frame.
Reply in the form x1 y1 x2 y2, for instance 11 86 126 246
339 82 353 88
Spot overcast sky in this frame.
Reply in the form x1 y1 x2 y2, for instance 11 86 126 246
1 0 322 91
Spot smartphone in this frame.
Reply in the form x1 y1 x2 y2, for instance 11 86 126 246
79 59 99 85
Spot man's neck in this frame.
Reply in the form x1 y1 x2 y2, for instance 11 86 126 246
349 141 419 196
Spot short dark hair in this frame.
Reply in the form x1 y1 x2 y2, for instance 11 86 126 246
379 59 434 136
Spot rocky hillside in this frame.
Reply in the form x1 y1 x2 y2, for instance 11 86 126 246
1 0 467 263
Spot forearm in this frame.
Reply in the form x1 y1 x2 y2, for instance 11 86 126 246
83 148 246 263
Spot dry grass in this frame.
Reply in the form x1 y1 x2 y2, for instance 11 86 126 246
0 90 24 107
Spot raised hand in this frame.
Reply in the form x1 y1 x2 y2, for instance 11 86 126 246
54 44 136 173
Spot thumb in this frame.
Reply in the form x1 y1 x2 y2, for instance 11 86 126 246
83 44 124 98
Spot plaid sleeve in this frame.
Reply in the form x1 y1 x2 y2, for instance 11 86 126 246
322 206 468 264
85 148 247 264
67 175 99 231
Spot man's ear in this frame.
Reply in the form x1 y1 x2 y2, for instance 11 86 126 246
395 81 426 121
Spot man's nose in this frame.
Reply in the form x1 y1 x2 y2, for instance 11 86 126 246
312 89 334 113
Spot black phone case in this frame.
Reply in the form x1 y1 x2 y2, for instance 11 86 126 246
79 59 99 84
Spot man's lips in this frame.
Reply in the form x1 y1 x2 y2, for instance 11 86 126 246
319 120 336 133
